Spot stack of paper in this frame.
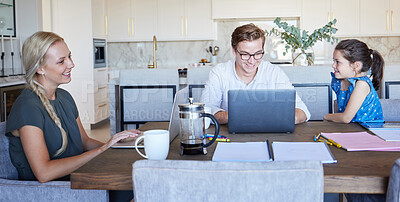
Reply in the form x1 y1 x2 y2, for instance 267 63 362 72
212 142 272 162
272 142 337 164
369 128 400 141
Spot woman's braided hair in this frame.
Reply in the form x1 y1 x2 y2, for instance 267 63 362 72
22 31 67 157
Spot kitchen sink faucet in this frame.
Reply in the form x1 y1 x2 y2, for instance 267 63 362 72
148 35 157 69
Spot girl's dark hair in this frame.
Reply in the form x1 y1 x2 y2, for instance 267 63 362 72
335 39 385 90
231 23 265 50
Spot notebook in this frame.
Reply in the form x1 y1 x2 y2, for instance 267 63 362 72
228 89 295 133
321 132 400 151
359 122 400 129
112 88 185 148
212 141 273 162
272 141 337 164
369 128 400 141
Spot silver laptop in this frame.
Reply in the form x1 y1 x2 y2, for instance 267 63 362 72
168 88 189 143
228 89 296 133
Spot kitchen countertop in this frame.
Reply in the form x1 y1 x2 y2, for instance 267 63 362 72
0 75 26 87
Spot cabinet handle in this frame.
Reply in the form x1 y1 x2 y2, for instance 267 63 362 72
391 10 394 31
105 15 108 36
127 17 130 36
387 11 389 31
181 16 184 36
185 16 188 35
97 68 107 72
327 12 330 23
131 18 135 37
98 86 107 90
98 104 107 108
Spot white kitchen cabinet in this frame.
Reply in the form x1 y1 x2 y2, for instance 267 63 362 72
106 0 156 42
212 0 301 19
301 0 359 37
185 0 214 40
106 0 131 41
392 0 400 34
93 68 110 123
157 0 185 40
92 0 107 38
131 0 157 41
360 0 400 36
158 0 214 41
106 0 214 41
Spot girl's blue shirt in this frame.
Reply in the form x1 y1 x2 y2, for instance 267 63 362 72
331 72 384 123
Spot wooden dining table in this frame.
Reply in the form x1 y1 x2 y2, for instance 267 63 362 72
71 121 400 194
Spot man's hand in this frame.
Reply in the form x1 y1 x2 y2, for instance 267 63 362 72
295 108 307 124
214 111 228 124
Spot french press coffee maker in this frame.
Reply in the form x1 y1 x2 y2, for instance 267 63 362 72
178 98 220 155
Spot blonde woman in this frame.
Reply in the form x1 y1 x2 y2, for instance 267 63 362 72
5 31 140 182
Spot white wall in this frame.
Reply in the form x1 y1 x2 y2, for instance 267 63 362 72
50 0 95 128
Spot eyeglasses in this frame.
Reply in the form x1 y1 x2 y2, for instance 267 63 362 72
236 50 264 61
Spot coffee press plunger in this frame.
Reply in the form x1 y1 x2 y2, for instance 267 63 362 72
178 98 220 155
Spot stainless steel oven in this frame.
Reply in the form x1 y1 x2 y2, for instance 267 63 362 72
93 38 106 68
1 84 25 121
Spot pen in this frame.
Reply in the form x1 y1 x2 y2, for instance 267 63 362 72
317 139 332 145
209 137 230 142
204 135 228 139
325 138 342 148
266 139 273 161
314 133 321 141
205 134 227 139
319 134 342 149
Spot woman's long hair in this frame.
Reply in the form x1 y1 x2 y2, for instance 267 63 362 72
21 31 68 157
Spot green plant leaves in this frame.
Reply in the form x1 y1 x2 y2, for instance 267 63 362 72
266 17 339 54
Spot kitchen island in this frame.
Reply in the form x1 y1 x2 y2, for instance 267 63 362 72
108 64 400 135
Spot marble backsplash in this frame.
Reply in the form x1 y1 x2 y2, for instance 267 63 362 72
107 21 400 69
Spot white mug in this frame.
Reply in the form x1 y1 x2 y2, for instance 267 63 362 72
135 129 169 160
204 107 211 129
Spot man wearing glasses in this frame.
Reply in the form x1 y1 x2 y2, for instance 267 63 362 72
200 23 310 124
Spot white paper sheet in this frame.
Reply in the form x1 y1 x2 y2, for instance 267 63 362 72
212 142 272 162
272 142 337 164
370 128 400 141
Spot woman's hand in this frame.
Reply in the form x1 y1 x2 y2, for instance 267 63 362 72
101 129 141 151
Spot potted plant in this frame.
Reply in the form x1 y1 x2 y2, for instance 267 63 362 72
266 17 338 66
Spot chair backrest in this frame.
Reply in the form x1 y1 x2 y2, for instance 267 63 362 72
293 84 332 120
187 67 212 102
379 99 400 122
387 158 400 202
0 122 18 180
118 69 179 130
333 99 400 122
132 160 324 202
281 66 333 121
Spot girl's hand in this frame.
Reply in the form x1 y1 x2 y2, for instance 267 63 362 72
101 129 141 151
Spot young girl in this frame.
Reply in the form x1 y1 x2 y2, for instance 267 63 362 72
323 39 385 123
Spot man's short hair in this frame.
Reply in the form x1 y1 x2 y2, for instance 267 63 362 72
231 23 266 50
